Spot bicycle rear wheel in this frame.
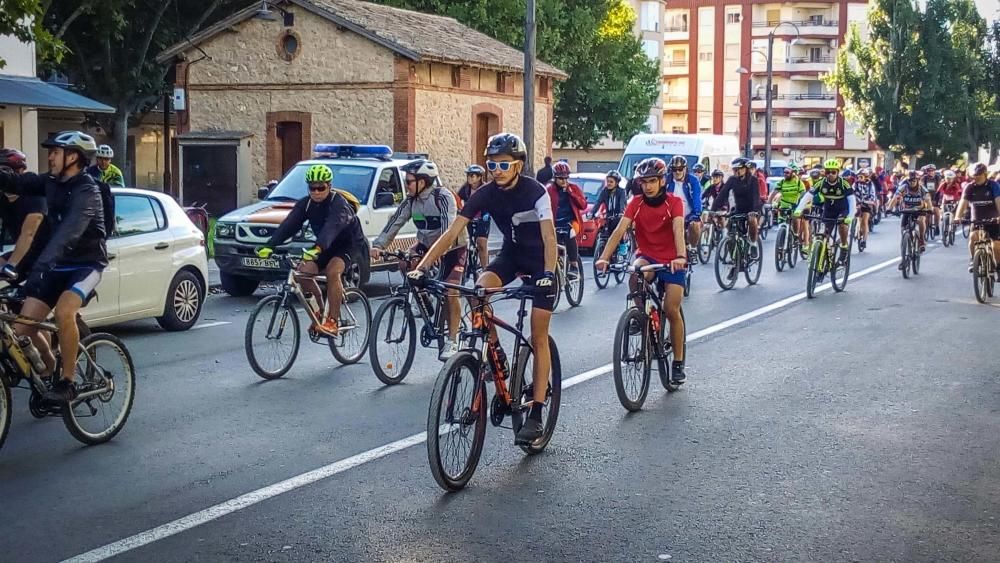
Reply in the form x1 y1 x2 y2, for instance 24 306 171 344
511 337 562 454
592 239 610 289
369 296 416 385
0 379 10 452
565 259 584 307
744 238 763 286
714 237 738 290
329 288 371 365
427 352 486 491
612 308 650 412
245 294 300 379
962 222 971 239
788 229 800 269
62 333 135 445
774 225 787 272
551 265 563 311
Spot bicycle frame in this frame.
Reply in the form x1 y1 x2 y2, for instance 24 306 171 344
274 256 361 337
380 250 450 348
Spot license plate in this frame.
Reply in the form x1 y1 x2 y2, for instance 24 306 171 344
242 257 280 269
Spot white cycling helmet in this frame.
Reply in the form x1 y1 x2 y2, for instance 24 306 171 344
943 170 956 180
401 159 439 180
96 145 114 159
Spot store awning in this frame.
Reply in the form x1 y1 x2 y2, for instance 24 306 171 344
0 75 114 113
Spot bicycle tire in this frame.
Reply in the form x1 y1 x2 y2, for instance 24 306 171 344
552 265 563 311
329 288 372 365
973 250 989 303
612 308 650 412
774 225 787 272
806 239 822 299
0 378 10 452
745 238 763 286
62 333 136 446
683 268 691 297
714 237 738 290
697 224 713 264
788 229 800 269
426 351 487 491
900 235 912 279
593 239 610 289
911 233 921 276
657 307 684 392
832 244 850 293
565 259 585 307
369 297 416 385
962 222 971 239
942 216 952 247
245 294 300 379
511 336 561 454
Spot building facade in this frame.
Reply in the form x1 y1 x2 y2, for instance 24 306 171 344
663 0 877 169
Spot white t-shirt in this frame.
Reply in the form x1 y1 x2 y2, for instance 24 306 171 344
671 180 691 217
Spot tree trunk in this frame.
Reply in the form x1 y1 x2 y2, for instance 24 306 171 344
884 149 895 171
112 109 130 186
989 143 998 165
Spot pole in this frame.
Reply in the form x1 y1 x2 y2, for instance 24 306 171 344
523 0 536 175
745 78 753 158
764 32 775 174
163 91 172 196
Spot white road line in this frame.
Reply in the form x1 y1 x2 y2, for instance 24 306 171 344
191 321 231 330
63 254 902 563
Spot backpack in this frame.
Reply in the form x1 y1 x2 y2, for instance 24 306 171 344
334 189 361 214
94 179 116 237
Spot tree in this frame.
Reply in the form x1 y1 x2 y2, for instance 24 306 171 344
369 0 660 149
41 0 244 177
0 0 64 68
986 21 1000 162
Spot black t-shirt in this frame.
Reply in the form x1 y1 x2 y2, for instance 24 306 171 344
459 175 552 251
963 181 1000 222
267 193 364 261
0 194 48 270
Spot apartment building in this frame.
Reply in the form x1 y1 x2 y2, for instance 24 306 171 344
663 0 878 170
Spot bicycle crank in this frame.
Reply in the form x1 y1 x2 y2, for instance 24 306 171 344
490 394 510 427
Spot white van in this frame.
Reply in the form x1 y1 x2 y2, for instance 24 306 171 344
619 134 741 178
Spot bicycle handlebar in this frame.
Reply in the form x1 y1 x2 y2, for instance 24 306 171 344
422 277 540 300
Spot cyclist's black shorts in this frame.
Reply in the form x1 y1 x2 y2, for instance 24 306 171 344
26 265 103 309
315 248 352 272
484 245 554 312
980 224 1000 239
858 201 875 213
468 218 491 240
900 210 927 231
412 242 467 284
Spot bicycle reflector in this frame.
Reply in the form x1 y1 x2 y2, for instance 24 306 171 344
313 144 393 160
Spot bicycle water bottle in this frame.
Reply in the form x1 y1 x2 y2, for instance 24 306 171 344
305 294 322 318
17 336 45 374
4 333 31 376
617 241 628 257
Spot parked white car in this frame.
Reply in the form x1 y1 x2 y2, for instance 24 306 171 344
80 188 209 330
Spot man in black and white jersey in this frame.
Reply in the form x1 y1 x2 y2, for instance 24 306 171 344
411 133 558 445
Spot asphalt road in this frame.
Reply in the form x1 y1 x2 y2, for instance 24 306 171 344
1 218 997 562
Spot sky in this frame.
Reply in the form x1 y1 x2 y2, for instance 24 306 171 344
976 0 998 21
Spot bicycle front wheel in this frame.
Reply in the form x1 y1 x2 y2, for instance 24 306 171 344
832 245 850 293
426 351 486 492
911 234 921 275
511 337 561 454
962 221 971 239
592 240 610 289
744 238 763 286
62 333 136 445
714 237 738 290
774 224 787 272
612 308 650 412
942 216 952 247
0 379 10 452
329 288 372 365
697 224 713 264
806 240 822 299
565 259 585 307
245 294 300 379
900 234 911 279
369 296 416 385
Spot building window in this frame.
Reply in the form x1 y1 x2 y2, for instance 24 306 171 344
698 52 713 62
724 117 739 135
698 116 712 133
698 80 713 97
725 43 739 60
699 8 713 28
726 11 741 24
642 39 660 60
640 2 660 32
724 80 738 97
765 9 780 26
667 13 688 32
672 126 686 134
276 31 301 62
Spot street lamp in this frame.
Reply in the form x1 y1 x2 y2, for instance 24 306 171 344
523 0 536 174
764 22 801 174
736 51 768 159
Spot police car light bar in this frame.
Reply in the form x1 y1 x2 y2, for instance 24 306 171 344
313 144 393 160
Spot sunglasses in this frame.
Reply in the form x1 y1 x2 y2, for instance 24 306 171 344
308 184 329 192
486 160 515 172
671 167 686 173
825 169 839 174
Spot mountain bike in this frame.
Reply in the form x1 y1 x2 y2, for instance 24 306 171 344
759 203 773 240
244 254 371 379
713 212 763 290
608 263 685 412
424 278 561 491
592 218 633 289
941 201 958 248
773 207 801 272
0 288 135 451
894 209 927 279
369 250 469 385
553 227 584 309
696 213 723 264
968 218 999 304
463 218 489 284
805 217 851 298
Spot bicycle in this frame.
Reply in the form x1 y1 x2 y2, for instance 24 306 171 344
941 201 958 248
759 203 773 240
968 218 999 304
463 218 489 284
894 209 927 280
369 249 468 385
696 213 723 265
0 288 135 451
424 278 561 491
713 212 763 290
553 227 584 309
805 217 851 298
244 254 371 379
609 263 685 412
773 207 801 272
592 218 633 289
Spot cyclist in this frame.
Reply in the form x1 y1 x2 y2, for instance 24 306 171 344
954 162 1000 268
794 159 856 263
938 169 964 206
921 165 942 234
808 167 822 190
842 168 856 187
590 169 628 236
595 157 688 384
748 161 769 204
0 149 49 281
0 132 108 403
768 165 809 249
702 169 727 232
256 164 364 336
712 157 762 259
410 132 557 446
86 145 125 187
853 168 879 251
546 161 587 275
665 155 703 261
886 167 931 265
458 164 490 274
691 162 709 188
372 160 466 359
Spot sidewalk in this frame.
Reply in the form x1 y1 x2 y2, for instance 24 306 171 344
208 260 221 289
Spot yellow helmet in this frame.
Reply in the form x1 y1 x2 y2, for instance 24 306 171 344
823 158 841 170
305 164 333 183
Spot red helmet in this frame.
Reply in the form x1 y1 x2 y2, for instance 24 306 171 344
552 161 571 178
0 148 27 171
634 157 667 179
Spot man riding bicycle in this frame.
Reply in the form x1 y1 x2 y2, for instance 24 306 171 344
0 149 49 281
954 162 1000 269
768 165 809 249
257 164 364 336
410 132 557 446
590 170 628 236
595 157 688 384
371 159 467 360
794 159 856 263
712 157 762 258
545 161 587 275
938 170 964 212
853 168 879 251
887 168 931 267
458 164 490 274
691 162 709 188
85 145 125 187
664 155 703 262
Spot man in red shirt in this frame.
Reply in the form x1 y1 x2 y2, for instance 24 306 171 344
596 157 688 384
749 161 769 203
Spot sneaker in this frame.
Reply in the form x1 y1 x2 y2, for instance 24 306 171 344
859 240 867 252
439 338 460 361
43 378 77 403
515 409 544 445
318 318 339 336
687 247 698 263
671 361 687 384
839 245 850 262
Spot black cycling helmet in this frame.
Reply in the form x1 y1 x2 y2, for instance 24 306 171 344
711 168 724 178
731 157 750 169
669 155 688 171
484 133 527 161
692 163 706 173
606 169 623 182
971 162 988 176
634 157 668 179
465 164 485 176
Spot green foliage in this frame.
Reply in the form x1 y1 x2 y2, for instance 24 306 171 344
370 0 660 149
0 0 65 68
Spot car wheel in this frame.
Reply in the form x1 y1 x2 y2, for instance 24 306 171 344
220 271 259 297
157 270 206 331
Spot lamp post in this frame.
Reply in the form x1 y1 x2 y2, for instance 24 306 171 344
736 51 768 159
523 0 536 174
764 22 801 175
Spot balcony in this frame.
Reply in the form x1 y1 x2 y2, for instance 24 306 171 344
663 60 689 76
663 95 689 110
752 56 835 74
664 24 689 42
751 131 837 146
751 19 839 37
750 93 836 110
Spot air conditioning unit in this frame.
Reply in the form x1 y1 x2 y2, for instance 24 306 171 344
782 148 792 156
756 151 767 159
752 112 761 122
828 39 838 48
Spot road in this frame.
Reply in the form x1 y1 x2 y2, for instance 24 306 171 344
1 217 997 562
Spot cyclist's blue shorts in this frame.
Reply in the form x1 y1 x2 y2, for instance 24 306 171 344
635 255 686 288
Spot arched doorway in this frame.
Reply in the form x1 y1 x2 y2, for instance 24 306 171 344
471 103 503 168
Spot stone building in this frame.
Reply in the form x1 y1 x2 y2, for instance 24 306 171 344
157 0 566 212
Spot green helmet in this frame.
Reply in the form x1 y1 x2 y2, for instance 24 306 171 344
305 164 333 183
823 158 841 170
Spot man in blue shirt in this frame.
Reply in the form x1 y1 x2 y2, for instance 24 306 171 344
665 155 703 260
